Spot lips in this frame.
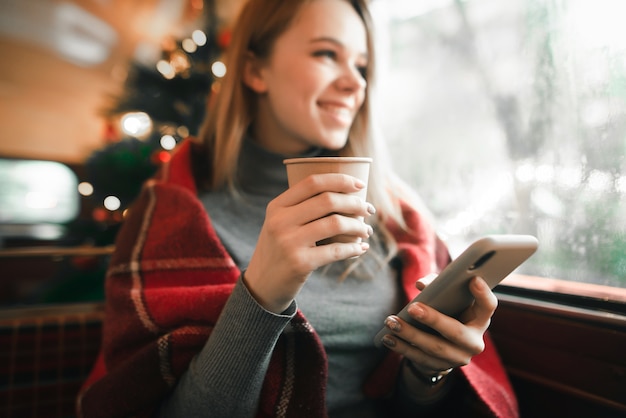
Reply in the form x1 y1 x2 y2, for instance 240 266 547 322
318 101 354 126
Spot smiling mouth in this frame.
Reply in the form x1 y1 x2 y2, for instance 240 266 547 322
319 103 353 125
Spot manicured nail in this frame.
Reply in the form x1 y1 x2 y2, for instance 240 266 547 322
408 303 425 319
382 335 396 347
385 316 401 331
355 179 366 189
367 203 376 214
360 242 370 252
367 225 374 236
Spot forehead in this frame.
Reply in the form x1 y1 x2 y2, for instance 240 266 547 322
282 0 368 54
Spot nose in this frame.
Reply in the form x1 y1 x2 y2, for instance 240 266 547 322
336 64 367 93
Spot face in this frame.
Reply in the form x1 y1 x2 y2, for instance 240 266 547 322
245 0 369 155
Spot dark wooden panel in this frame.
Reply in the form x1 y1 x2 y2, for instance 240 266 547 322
490 294 626 417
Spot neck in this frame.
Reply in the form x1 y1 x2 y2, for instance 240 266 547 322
236 136 325 197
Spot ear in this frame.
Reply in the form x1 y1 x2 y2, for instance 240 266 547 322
242 52 268 93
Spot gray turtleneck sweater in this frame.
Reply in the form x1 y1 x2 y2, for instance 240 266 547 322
158 138 399 418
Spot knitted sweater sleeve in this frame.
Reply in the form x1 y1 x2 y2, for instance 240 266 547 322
158 278 296 418
78 141 330 418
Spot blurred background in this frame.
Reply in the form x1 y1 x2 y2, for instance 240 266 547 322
1 0 625 308
0 0 237 306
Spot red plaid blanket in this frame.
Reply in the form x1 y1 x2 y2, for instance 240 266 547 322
77 140 518 418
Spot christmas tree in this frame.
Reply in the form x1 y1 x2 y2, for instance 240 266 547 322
28 6 233 304
83 0 230 225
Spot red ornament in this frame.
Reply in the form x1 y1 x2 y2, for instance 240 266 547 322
92 207 108 223
103 120 120 143
112 211 124 222
217 28 232 49
151 150 172 165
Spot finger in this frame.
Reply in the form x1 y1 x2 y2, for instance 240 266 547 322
462 277 498 328
278 173 366 207
394 299 485 355
383 313 476 363
415 272 438 290
292 192 374 227
262 195 369 245
301 213 372 245
309 240 370 264
379 333 460 374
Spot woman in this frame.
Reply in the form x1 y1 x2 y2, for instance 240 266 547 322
78 0 518 417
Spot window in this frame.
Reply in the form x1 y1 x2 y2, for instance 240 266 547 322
372 0 626 297
0 159 112 307
0 159 79 243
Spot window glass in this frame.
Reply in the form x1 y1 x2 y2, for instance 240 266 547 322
0 159 79 225
373 0 626 289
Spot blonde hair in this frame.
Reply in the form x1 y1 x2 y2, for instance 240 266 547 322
197 0 432 260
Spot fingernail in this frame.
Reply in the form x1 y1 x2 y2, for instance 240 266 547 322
385 316 401 331
367 203 376 214
408 303 425 319
360 242 370 252
367 225 374 236
355 179 366 189
382 335 396 347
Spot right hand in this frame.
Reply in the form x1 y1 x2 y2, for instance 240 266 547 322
382 276 497 379
245 173 375 313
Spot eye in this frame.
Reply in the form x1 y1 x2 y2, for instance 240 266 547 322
313 49 337 60
357 65 368 80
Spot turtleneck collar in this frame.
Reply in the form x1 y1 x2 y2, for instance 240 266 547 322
236 136 327 197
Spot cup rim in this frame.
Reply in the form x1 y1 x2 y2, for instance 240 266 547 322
283 157 373 165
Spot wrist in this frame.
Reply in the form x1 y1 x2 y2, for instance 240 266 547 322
241 270 292 314
399 359 455 405
405 360 454 386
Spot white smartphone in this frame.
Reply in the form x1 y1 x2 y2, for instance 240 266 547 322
374 234 538 347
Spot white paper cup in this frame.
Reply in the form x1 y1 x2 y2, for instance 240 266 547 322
283 156 372 244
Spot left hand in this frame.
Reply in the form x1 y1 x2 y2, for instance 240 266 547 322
380 276 497 377
245 173 373 313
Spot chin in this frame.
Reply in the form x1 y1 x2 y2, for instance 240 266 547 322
317 133 350 151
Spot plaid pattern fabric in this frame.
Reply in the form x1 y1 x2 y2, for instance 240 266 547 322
0 303 103 418
76 140 330 418
77 139 518 418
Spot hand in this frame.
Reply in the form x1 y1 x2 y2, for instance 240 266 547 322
381 276 497 377
245 173 375 313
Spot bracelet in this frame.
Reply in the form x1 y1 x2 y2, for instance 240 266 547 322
405 360 454 386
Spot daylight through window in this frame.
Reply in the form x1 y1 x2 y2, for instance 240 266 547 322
373 0 626 290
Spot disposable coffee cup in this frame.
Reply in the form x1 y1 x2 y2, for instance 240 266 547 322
283 156 372 244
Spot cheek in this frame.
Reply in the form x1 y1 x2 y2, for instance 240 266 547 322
270 88 309 119
275 67 318 103
289 63 330 95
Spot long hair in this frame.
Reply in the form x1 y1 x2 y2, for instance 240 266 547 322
197 0 435 263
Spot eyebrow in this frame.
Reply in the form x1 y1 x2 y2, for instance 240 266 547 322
310 36 369 60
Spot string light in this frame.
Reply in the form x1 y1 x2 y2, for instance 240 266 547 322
78 182 94 196
182 38 197 53
156 59 176 79
160 135 177 150
211 61 227 78
177 126 189 138
103 196 121 211
120 112 153 138
169 50 190 73
192 29 207 46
